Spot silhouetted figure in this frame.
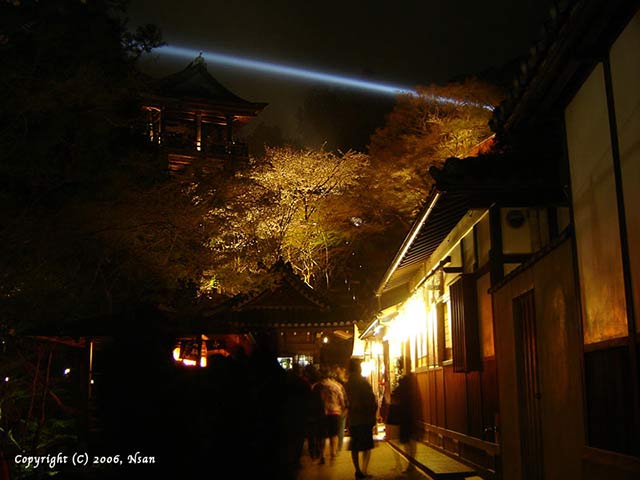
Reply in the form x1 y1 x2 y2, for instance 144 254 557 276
344 358 377 479
393 370 418 472
304 365 323 460
245 345 292 479
284 363 312 471
315 367 347 463
332 365 349 451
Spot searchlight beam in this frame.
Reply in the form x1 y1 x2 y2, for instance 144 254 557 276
156 45 494 110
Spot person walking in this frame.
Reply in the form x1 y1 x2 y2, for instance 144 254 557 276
333 365 349 451
305 365 323 461
316 366 347 463
393 369 418 472
344 358 378 479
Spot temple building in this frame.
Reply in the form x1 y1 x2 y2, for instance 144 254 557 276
141 55 267 174
194 259 355 369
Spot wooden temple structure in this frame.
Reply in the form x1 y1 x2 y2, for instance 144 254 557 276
141 55 267 174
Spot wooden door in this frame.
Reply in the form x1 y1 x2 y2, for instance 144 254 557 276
513 290 544 480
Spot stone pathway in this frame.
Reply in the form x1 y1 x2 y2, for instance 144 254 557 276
296 438 432 480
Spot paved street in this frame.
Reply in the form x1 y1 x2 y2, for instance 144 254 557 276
296 438 431 480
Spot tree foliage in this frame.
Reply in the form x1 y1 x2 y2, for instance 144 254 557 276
196 80 503 305
0 0 163 192
202 146 372 294
0 2 506 329
0 0 174 331
367 78 503 219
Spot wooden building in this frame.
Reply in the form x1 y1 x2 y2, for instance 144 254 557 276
489 1 640 479
363 153 568 479
141 55 267 174
362 1 640 479
200 259 355 369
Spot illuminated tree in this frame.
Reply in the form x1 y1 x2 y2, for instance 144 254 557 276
367 78 503 219
202 146 370 293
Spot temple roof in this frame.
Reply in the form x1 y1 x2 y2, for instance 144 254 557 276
227 259 332 313
150 56 267 114
198 259 353 329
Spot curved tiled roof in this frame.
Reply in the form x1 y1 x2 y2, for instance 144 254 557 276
151 56 267 113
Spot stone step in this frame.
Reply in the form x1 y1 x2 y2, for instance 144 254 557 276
388 440 478 480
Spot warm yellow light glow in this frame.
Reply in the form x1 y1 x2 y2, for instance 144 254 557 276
381 289 428 371
63 368 71 376
361 360 373 377
372 342 383 356
172 342 208 368
323 336 329 344
196 113 202 152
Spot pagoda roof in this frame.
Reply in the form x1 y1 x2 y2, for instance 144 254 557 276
149 56 267 114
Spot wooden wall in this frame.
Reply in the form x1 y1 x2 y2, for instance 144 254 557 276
415 356 499 474
493 239 584 480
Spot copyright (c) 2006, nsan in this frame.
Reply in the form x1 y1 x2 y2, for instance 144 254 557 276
14 451 156 469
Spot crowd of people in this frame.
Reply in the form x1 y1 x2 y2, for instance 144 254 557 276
285 357 378 478
90 333 381 480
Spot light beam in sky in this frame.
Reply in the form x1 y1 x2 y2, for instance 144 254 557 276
156 45 494 110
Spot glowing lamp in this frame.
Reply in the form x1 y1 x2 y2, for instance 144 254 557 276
360 360 373 378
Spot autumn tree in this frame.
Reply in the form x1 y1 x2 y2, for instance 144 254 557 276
367 78 503 220
202 146 371 294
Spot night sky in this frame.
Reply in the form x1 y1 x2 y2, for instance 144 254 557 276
127 0 555 140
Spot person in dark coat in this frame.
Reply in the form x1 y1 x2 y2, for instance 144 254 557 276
392 370 418 472
344 358 378 479
304 365 323 460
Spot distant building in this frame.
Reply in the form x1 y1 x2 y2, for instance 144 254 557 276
141 55 267 174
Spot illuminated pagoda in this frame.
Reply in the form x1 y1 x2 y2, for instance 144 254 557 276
141 55 267 173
